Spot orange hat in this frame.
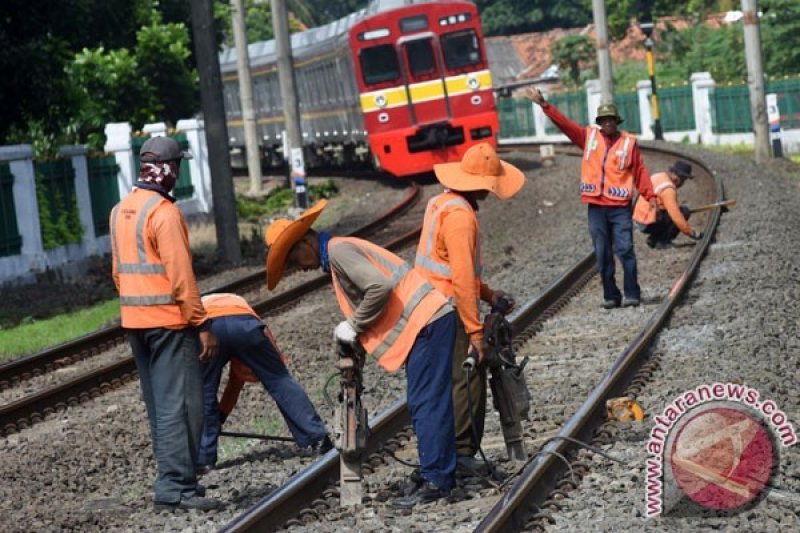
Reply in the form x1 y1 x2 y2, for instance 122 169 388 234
433 143 525 200
264 199 327 290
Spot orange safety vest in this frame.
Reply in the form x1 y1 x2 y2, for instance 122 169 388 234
414 192 482 301
632 172 674 225
202 293 259 320
110 189 186 329
580 126 637 202
330 237 448 373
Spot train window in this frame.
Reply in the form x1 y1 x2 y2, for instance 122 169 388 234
405 39 436 77
400 15 428 33
441 30 482 71
359 44 400 86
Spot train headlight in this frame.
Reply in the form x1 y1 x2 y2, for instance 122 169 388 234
375 94 387 108
467 76 480 90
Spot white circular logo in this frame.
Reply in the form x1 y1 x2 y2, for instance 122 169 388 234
467 76 480 90
471 95 482 105
375 94 387 108
378 112 390 123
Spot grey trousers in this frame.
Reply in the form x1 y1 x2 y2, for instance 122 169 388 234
129 327 204 503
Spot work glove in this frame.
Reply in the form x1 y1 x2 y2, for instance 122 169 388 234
491 290 515 314
334 320 358 345
689 229 704 241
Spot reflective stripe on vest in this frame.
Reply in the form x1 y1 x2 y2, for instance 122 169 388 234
330 237 446 372
415 193 482 278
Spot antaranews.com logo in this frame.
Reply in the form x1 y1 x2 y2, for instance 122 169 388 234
645 383 797 517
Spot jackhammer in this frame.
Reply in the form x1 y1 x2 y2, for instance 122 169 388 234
464 296 531 462
332 340 369 506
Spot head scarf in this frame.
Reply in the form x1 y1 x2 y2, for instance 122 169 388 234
138 160 180 193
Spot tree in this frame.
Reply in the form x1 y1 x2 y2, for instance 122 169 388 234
761 0 800 78
552 35 596 88
476 0 590 36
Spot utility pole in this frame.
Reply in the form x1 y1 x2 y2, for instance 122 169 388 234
231 0 263 196
271 0 308 209
640 18 664 140
740 0 771 163
591 0 614 103
189 0 242 263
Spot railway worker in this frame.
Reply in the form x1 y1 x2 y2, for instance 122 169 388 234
197 292 332 473
109 136 221 512
264 199 458 508
632 159 703 248
527 88 656 309
414 142 526 471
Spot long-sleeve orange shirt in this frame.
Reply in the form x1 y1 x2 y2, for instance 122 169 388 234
541 102 655 205
438 207 494 345
658 187 692 235
111 188 207 328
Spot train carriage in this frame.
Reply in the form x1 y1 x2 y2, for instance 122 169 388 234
219 0 498 177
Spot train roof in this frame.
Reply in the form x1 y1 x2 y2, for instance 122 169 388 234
219 0 454 73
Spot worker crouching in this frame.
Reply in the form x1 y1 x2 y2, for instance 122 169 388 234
197 292 332 474
633 160 703 248
265 200 458 508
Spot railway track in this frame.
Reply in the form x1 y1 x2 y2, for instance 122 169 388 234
215 144 724 532
0 180 422 436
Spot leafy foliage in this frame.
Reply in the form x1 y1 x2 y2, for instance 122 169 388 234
236 179 339 222
477 0 590 36
551 35 596 88
35 170 84 250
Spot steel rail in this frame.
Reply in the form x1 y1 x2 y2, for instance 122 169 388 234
474 146 724 532
0 181 421 390
220 250 598 532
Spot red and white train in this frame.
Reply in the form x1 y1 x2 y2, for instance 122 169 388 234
220 0 497 177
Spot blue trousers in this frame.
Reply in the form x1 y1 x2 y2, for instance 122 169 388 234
199 315 328 466
129 327 204 504
587 203 640 302
406 311 457 491
644 206 692 245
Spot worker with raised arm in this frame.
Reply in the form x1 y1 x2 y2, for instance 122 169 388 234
414 143 525 471
110 136 220 512
265 199 458 508
197 293 332 475
527 88 655 308
633 159 703 248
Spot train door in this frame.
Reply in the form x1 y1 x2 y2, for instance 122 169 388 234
399 35 450 125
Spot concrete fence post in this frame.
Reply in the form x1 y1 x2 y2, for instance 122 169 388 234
637 80 654 140
59 145 97 255
104 122 135 195
585 79 603 124
0 144 45 272
691 72 716 144
177 119 213 213
143 122 168 138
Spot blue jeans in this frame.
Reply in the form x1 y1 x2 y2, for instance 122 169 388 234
129 327 204 504
199 315 328 466
406 311 457 491
587 204 640 302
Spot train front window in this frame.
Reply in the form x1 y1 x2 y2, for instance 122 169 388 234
404 39 437 78
359 44 400 86
441 30 482 71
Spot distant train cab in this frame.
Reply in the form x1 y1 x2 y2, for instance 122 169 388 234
350 1 498 176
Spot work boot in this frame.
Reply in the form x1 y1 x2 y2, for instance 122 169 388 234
195 484 207 497
153 496 223 512
602 299 621 310
456 455 489 475
399 469 425 496
622 297 640 308
390 481 450 509
654 241 673 250
196 464 214 477
312 435 334 455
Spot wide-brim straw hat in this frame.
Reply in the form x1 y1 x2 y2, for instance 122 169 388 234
264 199 327 290
433 143 525 200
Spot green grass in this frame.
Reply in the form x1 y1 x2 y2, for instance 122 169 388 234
0 298 120 360
790 153 800 164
